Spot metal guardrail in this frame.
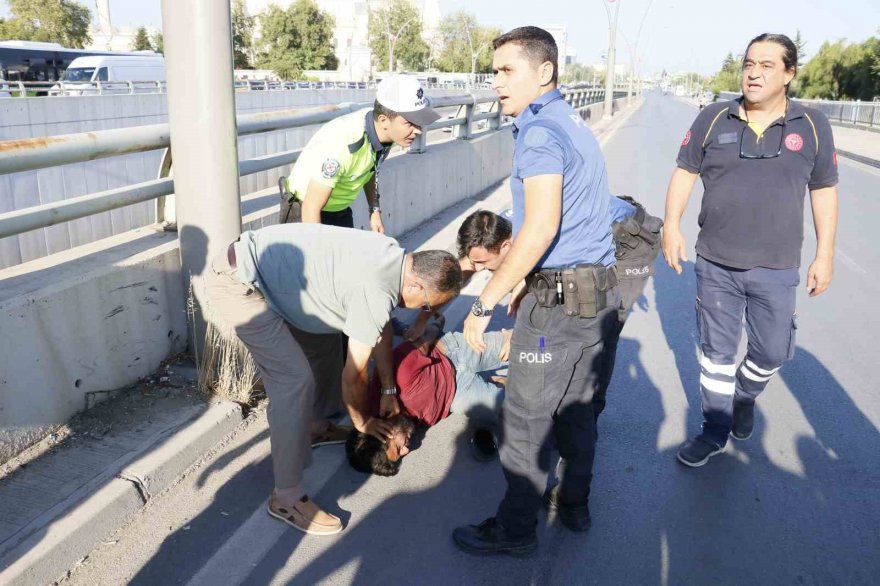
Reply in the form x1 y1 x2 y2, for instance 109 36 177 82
718 91 879 128
0 88 609 240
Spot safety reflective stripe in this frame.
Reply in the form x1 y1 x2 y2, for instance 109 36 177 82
700 354 736 377
739 365 773 383
745 359 779 376
700 374 735 395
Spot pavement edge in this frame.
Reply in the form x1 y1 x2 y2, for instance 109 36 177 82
0 401 244 586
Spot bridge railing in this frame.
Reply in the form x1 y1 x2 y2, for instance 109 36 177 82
0 88 610 242
718 91 879 128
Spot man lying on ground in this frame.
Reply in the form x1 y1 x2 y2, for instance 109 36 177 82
346 315 512 476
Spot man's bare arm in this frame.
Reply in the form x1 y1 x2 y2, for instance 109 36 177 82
301 180 333 223
661 167 699 274
342 337 394 440
807 186 838 297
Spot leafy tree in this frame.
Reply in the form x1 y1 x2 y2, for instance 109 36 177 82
0 0 92 48
131 26 153 51
794 29 807 68
435 11 499 75
561 62 600 85
709 52 742 94
368 0 430 72
256 0 338 80
152 31 164 54
232 0 255 69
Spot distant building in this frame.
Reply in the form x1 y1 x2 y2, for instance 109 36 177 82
245 0 441 81
86 0 159 52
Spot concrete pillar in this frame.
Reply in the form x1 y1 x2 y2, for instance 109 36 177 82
161 0 242 349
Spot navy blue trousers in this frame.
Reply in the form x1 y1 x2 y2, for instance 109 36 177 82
695 255 799 446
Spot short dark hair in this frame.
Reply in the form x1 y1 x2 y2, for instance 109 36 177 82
492 26 558 85
344 416 415 476
456 210 512 258
744 33 798 87
411 250 462 295
374 101 400 121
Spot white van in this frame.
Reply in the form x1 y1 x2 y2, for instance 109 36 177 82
52 54 165 96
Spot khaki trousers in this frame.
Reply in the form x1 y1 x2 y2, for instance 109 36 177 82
203 250 342 489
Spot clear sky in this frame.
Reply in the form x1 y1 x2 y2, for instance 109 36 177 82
3 0 878 75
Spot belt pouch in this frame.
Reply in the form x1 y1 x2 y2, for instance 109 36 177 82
531 273 556 307
574 264 599 318
561 269 579 316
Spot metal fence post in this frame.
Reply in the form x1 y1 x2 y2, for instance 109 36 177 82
452 95 475 140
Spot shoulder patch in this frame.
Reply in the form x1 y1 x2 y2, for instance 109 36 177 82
321 158 341 179
523 125 551 147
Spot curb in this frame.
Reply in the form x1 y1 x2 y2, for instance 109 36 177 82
837 148 880 169
0 401 243 586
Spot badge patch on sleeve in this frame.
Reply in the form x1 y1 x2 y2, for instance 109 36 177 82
321 158 341 179
784 133 804 152
681 130 692 146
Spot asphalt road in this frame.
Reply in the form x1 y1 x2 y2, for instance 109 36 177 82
60 94 880 586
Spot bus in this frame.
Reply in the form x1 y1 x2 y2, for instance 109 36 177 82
0 40 157 91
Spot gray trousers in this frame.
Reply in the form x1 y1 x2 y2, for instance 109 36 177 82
496 288 621 537
203 251 342 489
695 255 799 446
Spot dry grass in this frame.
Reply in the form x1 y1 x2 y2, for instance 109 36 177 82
189 278 260 404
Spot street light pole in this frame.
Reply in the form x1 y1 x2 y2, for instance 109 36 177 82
602 0 620 121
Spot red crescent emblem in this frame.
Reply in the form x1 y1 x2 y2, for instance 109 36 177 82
833 151 838 166
785 133 804 152
681 130 691 147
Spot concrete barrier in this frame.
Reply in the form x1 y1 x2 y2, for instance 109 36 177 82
0 127 513 465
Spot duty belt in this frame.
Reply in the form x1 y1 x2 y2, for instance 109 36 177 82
526 264 618 318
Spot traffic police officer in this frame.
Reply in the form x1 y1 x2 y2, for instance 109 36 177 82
279 74 440 230
662 33 839 467
453 26 622 556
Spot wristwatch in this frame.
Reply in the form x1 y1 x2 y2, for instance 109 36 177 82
370 206 382 214
471 299 494 317
381 386 398 396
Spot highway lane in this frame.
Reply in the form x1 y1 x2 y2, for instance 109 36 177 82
60 94 880 586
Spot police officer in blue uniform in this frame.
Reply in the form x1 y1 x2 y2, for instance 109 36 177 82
452 27 622 556
663 33 839 467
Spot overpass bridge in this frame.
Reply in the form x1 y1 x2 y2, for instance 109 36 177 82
0 2 878 584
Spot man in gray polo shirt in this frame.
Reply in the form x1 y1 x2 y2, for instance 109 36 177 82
203 223 462 534
662 33 839 467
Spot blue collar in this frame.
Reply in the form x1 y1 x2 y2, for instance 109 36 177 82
512 89 565 138
365 111 391 153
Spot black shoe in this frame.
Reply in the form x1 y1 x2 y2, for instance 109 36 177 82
469 427 498 462
452 517 537 557
544 485 592 532
676 436 724 467
731 400 755 441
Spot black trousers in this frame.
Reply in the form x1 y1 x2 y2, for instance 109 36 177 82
279 198 354 228
495 288 621 537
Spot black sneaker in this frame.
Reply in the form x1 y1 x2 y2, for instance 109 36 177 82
544 485 592 532
730 400 755 441
452 517 537 557
469 427 498 462
676 436 724 467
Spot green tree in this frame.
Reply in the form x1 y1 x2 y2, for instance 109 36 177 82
794 29 807 68
798 40 849 99
256 0 338 80
709 52 742 94
435 11 499 75
368 0 430 72
130 26 153 51
0 0 92 48
232 0 255 69
561 62 599 85
152 31 164 54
